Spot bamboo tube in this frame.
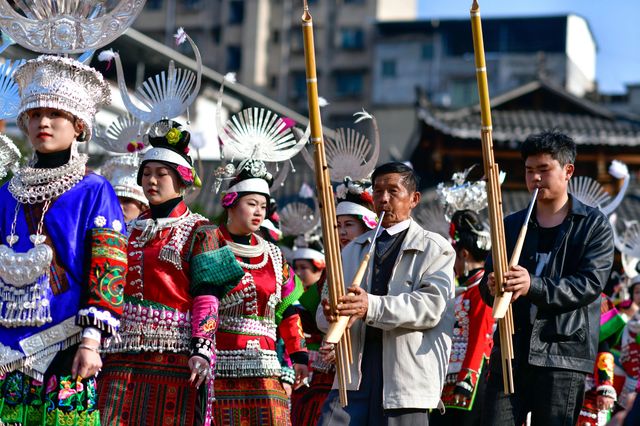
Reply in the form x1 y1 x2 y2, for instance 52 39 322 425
301 0 350 406
324 253 371 344
470 0 514 394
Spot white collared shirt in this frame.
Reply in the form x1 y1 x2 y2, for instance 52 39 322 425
383 218 411 236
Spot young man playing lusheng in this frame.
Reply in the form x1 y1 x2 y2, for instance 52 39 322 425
480 130 614 425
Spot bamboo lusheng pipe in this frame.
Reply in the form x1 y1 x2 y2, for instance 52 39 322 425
301 0 350 406
470 0 514 394
325 212 385 345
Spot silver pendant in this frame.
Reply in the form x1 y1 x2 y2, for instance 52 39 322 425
6 235 18 245
29 234 46 245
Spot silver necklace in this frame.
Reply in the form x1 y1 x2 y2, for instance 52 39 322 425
9 155 87 204
226 235 269 269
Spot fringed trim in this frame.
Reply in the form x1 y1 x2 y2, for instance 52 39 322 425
102 302 191 354
215 341 281 378
76 307 120 338
0 317 81 381
159 245 182 270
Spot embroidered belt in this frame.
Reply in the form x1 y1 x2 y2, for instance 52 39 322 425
104 302 191 353
218 316 277 341
215 340 281 378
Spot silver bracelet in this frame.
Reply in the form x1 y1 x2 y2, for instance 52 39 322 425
78 344 101 353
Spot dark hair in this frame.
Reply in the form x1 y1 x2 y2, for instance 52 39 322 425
520 130 576 166
371 162 419 193
450 210 490 262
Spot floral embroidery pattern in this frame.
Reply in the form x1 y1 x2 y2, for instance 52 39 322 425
198 309 219 338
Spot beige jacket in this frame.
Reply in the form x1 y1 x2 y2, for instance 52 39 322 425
318 219 455 409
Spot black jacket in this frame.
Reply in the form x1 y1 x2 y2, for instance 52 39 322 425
479 195 614 374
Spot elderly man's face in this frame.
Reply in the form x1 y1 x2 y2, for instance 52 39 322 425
373 173 420 228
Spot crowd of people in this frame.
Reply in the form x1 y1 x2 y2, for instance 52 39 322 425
0 10 640 426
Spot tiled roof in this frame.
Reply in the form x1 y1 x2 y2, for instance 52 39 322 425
419 108 640 146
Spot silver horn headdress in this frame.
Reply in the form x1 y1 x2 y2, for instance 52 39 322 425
0 0 146 54
106 28 202 124
301 109 380 183
568 160 630 216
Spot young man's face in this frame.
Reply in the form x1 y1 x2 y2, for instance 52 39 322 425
525 153 574 203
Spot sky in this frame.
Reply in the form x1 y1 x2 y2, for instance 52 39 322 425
418 0 640 94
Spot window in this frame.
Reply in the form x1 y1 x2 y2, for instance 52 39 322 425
421 43 433 60
291 72 307 98
181 0 203 10
450 78 478 107
211 26 221 44
381 59 396 78
269 75 278 90
335 71 364 97
340 28 364 50
226 46 242 72
272 30 280 44
146 0 163 9
291 28 304 52
344 0 365 4
228 1 244 25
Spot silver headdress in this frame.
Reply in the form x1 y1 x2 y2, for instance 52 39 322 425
0 134 21 180
568 160 629 216
0 0 146 54
93 113 148 154
301 109 380 183
610 215 640 280
279 190 324 263
0 59 24 120
100 154 147 207
279 188 321 238
108 28 202 124
436 165 505 221
14 55 111 141
216 73 310 163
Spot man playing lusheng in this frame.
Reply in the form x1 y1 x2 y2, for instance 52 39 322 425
480 130 614 425
317 162 455 426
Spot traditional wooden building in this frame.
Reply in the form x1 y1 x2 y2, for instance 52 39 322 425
408 79 640 191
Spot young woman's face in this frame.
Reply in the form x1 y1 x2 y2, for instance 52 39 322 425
633 285 640 306
141 162 183 205
337 215 368 249
119 197 147 222
227 194 268 235
293 259 322 288
27 108 81 153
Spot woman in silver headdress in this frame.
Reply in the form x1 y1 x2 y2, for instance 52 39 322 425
0 56 127 425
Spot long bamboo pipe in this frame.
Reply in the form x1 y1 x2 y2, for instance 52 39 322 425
470 0 514 394
301 0 350 406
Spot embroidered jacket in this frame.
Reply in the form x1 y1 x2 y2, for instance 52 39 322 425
619 311 640 402
107 200 221 364
441 269 494 411
0 173 127 380
213 225 307 378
